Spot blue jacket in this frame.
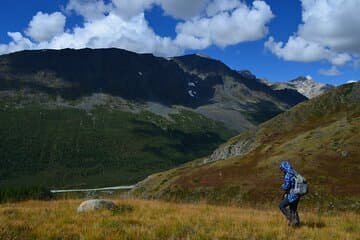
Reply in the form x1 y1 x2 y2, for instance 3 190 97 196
280 161 300 203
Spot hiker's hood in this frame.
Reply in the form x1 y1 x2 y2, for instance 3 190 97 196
280 161 296 175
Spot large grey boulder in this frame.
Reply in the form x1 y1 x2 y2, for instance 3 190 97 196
77 199 116 212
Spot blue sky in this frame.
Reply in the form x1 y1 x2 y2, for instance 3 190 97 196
0 0 359 85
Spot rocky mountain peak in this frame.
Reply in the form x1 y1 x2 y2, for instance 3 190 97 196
288 76 335 98
267 76 335 99
290 75 313 82
237 70 257 80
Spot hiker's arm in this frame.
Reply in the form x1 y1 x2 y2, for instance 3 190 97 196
282 174 291 191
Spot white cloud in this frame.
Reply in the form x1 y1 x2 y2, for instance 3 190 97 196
102 0 209 20
299 0 360 53
175 0 274 50
206 0 241 16
111 0 154 20
0 13 180 57
330 53 352 66
265 36 351 66
25 12 66 42
265 0 359 66
68 0 209 20
0 32 34 54
265 36 328 63
66 0 111 21
158 0 209 19
354 59 360 68
45 13 180 56
318 66 341 76
346 80 358 83
0 0 274 57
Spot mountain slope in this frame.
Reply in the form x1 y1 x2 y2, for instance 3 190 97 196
174 56 307 130
132 82 360 210
0 92 235 188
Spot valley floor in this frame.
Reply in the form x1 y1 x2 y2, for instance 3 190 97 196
0 198 359 240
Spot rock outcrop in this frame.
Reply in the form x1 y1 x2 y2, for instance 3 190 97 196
205 131 258 163
77 199 116 212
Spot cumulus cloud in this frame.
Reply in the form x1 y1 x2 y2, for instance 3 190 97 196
265 36 351 66
68 0 209 20
0 32 34 54
206 0 241 16
47 13 180 56
158 0 209 19
265 0 359 66
266 36 328 63
318 66 341 76
299 0 360 53
175 0 274 50
111 0 154 20
66 0 111 21
25 12 66 42
0 0 274 56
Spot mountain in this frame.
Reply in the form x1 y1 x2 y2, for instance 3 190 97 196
0 49 307 131
0 48 307 188
132 82 360 210
268 76 335 99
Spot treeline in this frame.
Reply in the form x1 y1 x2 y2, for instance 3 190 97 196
0 186 53 203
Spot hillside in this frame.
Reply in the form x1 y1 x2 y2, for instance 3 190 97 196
0 92 235 188
132 82 360 210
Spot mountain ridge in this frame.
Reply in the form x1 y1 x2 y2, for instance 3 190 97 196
0 48 307 131
265 76 335 99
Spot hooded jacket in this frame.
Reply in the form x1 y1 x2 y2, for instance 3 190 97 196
280 161 300 202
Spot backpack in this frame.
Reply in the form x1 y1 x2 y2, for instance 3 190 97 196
291 173 309 196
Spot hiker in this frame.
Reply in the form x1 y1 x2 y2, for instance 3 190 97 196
279 161 301 227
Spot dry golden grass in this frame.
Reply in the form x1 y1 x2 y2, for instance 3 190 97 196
0 198 359 240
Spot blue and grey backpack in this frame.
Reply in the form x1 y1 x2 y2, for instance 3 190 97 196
291 172 309 196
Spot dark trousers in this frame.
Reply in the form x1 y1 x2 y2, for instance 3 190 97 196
279 197 300 226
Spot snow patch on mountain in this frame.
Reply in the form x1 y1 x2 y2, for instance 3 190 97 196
188 90 196 97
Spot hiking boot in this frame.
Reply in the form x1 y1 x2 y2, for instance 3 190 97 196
283 209 292 221
290 212 300 227
290 221 300 228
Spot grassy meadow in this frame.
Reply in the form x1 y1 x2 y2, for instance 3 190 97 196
0 198 359 240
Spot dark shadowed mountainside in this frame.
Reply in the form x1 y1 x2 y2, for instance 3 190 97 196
0 49 307 131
